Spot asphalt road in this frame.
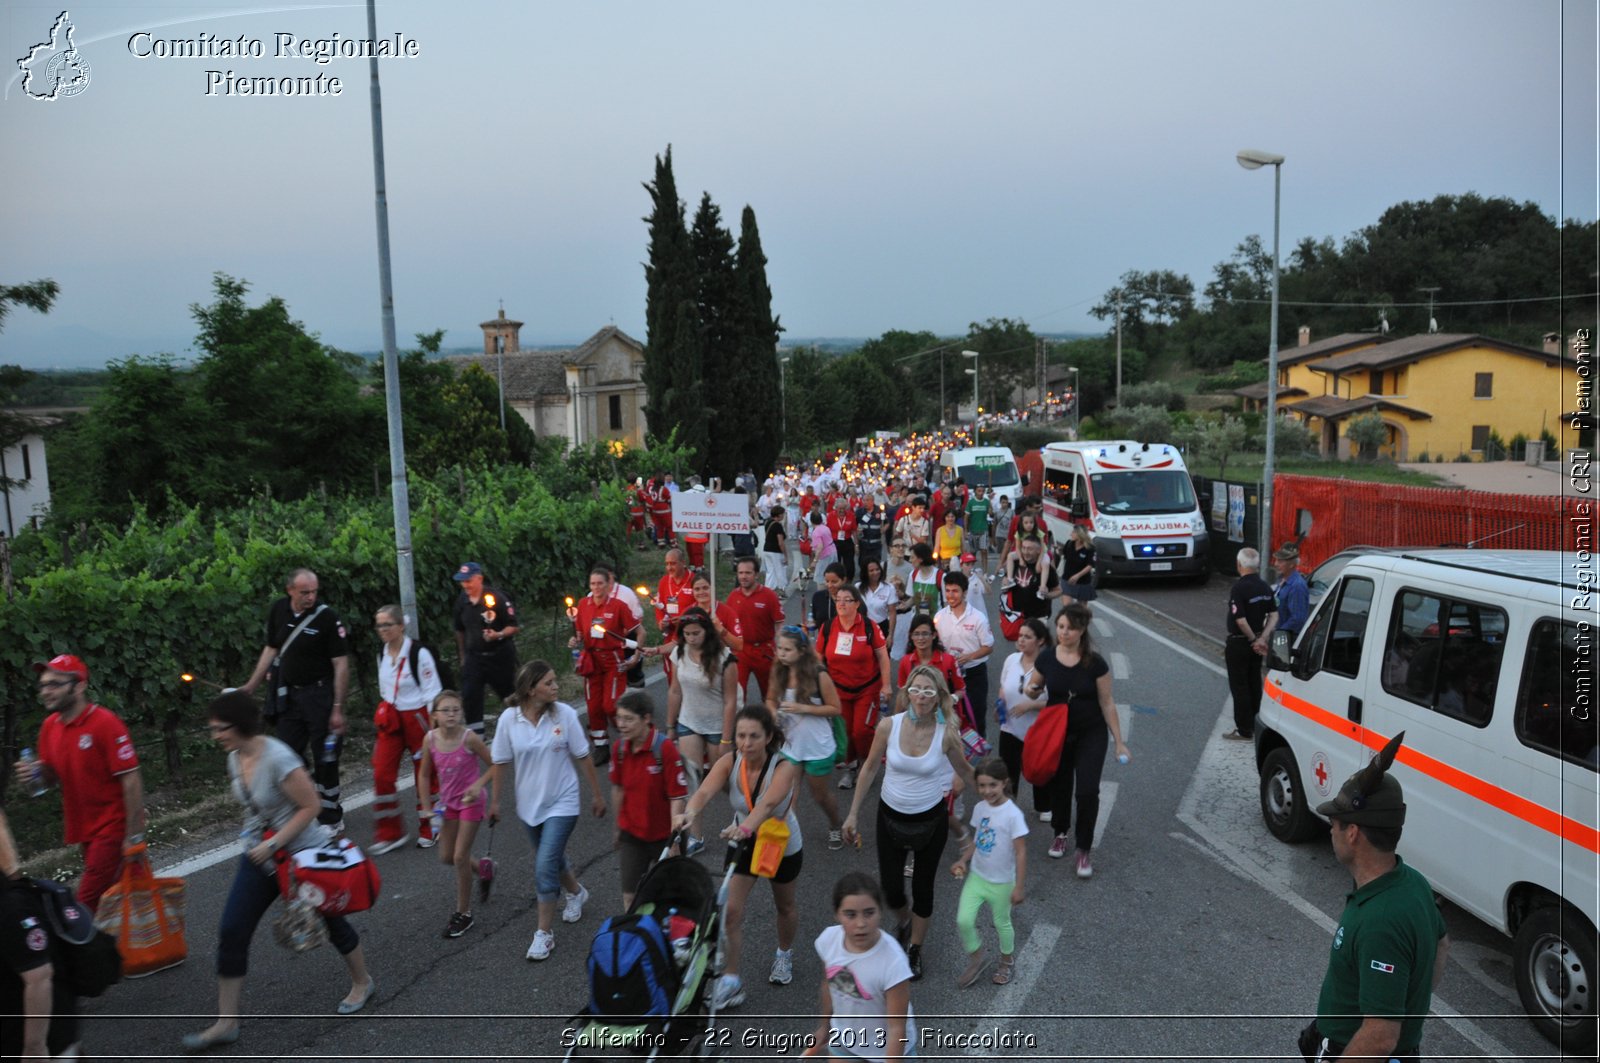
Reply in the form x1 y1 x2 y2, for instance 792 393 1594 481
78 575 1559 1061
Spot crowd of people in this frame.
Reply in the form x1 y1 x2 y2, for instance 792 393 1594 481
3 422 1448 1063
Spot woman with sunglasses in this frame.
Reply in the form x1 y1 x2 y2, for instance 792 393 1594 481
842 665 975 982
767 627 846 846
665 607 738 854
183 692 375 1051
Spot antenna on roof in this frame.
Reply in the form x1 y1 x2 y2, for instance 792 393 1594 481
1418 286 1441 333
1379 308 1390 334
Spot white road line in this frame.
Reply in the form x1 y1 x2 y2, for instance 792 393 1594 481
962 922 1064 1055
1115 702 1132 745
1092 780 1118 848
1109 650 1130 680
1092 618 1113 639
1092 600 1227 678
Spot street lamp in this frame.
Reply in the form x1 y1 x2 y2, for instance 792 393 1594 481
779 354 792 444
1237 148 1284 562
1067 365 1080 438
962 350 979 441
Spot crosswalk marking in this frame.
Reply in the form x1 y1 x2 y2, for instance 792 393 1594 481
963 922 1064 1054
1109 650 1129 679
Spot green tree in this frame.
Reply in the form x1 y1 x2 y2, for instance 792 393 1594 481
1105 404 1172 444
1346 411 1387 461
1183 413 1252 479
0 280 60 493
963 318 1037 418
1049 337 1147 418
731 205 784 477
1090 269 1196 358
692 193 740 482
640 147 705 463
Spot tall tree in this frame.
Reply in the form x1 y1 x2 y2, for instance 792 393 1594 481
640 147 705 462
963 318 1038 417
1090 269 1196 358
0 280 59 494
732 205 784 475
692 193 739 480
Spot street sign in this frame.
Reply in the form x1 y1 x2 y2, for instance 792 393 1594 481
670 491 750 534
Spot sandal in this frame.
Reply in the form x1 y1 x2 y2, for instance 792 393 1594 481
992 958 1015 985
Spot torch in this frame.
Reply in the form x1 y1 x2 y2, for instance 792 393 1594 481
180 673 228 692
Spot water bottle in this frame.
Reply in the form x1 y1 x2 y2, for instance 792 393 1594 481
18 748 48 797
321 734 338 764
994 696 1008 726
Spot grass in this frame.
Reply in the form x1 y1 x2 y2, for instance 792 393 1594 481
10 545 727 878
1187 454 1454 487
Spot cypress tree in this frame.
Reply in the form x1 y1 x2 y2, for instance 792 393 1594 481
733 205 784 475
641 147 703 458
691 193 740 481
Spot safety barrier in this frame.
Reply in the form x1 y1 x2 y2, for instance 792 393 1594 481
1271 474 1579 570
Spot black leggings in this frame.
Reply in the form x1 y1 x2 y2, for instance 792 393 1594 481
1044 723 1108 852
876 800 948 918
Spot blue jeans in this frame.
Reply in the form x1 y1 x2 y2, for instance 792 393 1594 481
524 815 579 902
216 854 359 977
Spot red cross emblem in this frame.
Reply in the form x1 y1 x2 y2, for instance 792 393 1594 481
1313 757 1328 787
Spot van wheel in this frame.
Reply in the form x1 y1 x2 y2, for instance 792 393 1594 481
1514 905 1598 1053
1259 747 1317 842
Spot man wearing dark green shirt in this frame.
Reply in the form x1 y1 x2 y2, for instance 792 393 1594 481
1307 732 1449 1062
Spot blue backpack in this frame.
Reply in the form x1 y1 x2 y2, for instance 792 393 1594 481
586 912 673 1019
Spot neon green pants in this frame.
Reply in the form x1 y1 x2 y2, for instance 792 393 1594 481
955 869 1015 954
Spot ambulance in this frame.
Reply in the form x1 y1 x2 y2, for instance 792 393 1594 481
1035 440 1208 580
1257 549 1597 1052
938 445 1022 511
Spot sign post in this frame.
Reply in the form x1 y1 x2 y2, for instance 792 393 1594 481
671 491 750 600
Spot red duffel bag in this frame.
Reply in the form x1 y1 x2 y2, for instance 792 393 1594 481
1021 703 1070 787
276 838 381 916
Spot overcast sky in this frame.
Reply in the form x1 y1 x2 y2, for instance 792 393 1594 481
2 0 1595 368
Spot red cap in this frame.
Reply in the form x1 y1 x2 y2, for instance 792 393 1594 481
33 654 89 682
960 553 977 564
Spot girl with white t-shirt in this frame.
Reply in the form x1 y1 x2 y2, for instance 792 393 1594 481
950 758 1028 988
489 660 607 963
804 871 916 1062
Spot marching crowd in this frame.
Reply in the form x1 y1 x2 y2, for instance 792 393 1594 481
3 422 1446 1063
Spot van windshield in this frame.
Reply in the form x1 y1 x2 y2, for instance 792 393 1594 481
957 461 1019 488
1089 470 1196 515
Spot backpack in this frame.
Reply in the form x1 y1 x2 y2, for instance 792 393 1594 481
410 640 457 693
586 912 674 1019
28 878 123 997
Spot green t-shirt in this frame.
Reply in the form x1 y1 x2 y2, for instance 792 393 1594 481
1315 857 1447 1053
966 497 991 535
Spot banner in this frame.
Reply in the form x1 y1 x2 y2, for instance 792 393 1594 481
671 491 750 534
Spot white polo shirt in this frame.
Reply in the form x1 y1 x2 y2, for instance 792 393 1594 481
934 603 994 671
490 702 589 826
376 638 443 711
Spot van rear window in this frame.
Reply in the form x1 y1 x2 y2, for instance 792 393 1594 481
1515 619 1597 771
1382 590 1505 727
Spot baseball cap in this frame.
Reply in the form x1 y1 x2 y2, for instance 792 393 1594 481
33 654 89 683
960 553 977 564
453 562 484 581
1315 731 1407 829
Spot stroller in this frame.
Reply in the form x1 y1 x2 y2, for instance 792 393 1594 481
564 835 738 1060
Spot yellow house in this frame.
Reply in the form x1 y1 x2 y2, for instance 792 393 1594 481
1283 332 1578 460
1233 329 1384 413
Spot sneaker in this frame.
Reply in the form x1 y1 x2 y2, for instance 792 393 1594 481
769 949 793 985
525 929 554 961
1075 850 1093 879
415 834 437 850
1048 834 1070 859
1222 729 1253 741
684 835 706 857
712 974 745 1010
906 943 924 982
561 884 590 924
444 912 474 938
828 829 843 851
590 743 611 768
837 768 855 790
1038 810 1052 823
369 834 410 855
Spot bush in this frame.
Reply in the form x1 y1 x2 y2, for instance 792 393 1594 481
989 424 1070 455
1483 429 1509 461
1197 360 1268 392
1270 415 1316 459
1104 404 1173 444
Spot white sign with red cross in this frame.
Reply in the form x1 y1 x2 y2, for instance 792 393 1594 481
670 491 749 534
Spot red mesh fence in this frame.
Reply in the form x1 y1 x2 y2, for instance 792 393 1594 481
1271 473 1580 570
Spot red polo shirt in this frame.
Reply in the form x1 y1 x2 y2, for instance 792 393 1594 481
608 728 688 842
577 594 635 670
654 571 696 634
820 613 883 691
37 704 139 844
724 586 783 655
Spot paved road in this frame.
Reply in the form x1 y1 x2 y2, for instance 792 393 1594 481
81 577 1556 1061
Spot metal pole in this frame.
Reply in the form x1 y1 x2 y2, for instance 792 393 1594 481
939 351 946 427
972 354 980 441
1262 161 1282 562
367 0 418 639
1071 367 1080 437
1114 290 1123 407
497 345 505 429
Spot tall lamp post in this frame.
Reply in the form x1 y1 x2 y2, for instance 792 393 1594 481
779 354 791 444
1068 365 1080 438
1236 148 1284 563
961 350 979 442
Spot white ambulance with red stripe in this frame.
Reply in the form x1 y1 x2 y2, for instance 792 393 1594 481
1036 440 1208 580
1257 548 1597 1052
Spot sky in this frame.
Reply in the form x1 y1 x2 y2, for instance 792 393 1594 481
2 0 1595 368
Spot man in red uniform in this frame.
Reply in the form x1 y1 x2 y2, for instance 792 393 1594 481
826 495 859 581
570 567 644 765
724 556 784 699
628 481 649 550
648 477 675 548
14 655 145 912
653 548 696 681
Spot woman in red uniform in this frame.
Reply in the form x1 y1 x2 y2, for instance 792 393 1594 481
818 585 891 792
895 614 966 699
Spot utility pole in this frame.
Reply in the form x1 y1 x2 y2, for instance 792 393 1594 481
1035 337 1045 406
366 0 418 638
939 350 946 427
1115 289 1124 407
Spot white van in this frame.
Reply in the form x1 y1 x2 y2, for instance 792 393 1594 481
1036 440 1208 580
939 445 1022 511
1257 549 1597 1052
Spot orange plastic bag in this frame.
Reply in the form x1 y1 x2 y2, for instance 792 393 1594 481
750 818 790 878
94 845 187 977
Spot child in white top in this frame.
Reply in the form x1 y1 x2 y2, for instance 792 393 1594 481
950 757 1028 987
805 872 916 1062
